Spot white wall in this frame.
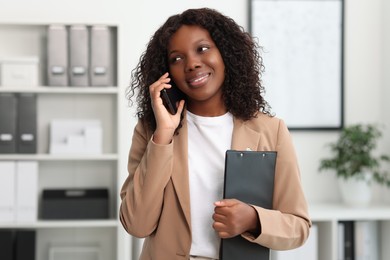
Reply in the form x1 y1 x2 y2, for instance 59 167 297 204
297 0 389 203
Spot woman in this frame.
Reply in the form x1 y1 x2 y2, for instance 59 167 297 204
120 8 311 260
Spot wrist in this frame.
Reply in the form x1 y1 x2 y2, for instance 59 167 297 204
153 129 174 145
248 206 261 236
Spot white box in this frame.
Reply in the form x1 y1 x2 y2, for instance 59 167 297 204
0 161 16 223
49 119 103 154
15 161 38 223
0 57 39 86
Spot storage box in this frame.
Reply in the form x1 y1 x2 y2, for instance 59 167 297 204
0 57 39 87
41 188 109 219
49 119 103 154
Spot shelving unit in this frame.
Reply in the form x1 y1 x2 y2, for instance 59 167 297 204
309 202 390 260
0 20 129 260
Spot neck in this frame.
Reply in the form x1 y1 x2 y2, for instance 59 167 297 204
187 100 227 117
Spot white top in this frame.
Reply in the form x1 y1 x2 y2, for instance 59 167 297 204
187 110 234 259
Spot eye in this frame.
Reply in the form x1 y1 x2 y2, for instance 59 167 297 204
198 45 210 53
169 55 182 64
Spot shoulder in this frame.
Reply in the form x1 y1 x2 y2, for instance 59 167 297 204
243 112 287 134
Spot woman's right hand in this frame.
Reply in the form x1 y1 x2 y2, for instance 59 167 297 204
149 72 185 145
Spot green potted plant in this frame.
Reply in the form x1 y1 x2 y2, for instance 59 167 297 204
319 124 390 206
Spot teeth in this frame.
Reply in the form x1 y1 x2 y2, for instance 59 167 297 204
192 74 208 83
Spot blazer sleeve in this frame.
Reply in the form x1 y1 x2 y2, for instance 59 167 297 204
119 119 174 237
243 119 312 250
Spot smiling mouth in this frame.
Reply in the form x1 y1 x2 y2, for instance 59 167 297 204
187 73 210 87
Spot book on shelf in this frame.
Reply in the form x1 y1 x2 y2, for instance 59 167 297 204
339 221 355 260
354 221 379 260
338 220 379 260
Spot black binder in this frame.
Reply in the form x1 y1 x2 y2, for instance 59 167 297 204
220 150 276 260
15 230 36 260
0 230 13 260
17 93 37 153
0 93 17 153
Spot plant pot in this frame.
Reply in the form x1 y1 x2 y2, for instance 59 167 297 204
338 173 373 207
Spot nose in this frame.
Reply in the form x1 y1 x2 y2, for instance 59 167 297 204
185 54 202 72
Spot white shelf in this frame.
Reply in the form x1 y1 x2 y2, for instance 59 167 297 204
0 86 118 94
0 19 127 260
0 219 119 229
309 202 390 221
0 154 118 161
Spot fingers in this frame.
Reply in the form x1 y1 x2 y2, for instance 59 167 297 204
213 201 236 238
175 99 185 115
214 198 238 207
149 72 172 103
213 199 257 238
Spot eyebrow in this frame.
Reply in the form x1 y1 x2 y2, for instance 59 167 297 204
168 39 211 56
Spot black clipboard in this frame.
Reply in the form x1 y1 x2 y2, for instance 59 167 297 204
220 150 277 260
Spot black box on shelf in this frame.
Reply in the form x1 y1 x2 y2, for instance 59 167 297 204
0 229 14 260
0 229 36 260
41 188 109 220
15 230 36 260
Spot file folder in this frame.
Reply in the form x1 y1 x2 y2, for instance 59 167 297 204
69 25 89 86
0 93 17 153
220 150 276 260
90 25 115 86
15 161 38 222
0 161 16 222
0 230 14 260
17 93 37 153
15 230 36 260
47 25 68 86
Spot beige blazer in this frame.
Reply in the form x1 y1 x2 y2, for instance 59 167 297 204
120 112 311 260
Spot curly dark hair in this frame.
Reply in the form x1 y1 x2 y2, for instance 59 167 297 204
126 7 272 132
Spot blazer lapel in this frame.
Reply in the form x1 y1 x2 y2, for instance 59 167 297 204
171 114 191 230
231 117 262 151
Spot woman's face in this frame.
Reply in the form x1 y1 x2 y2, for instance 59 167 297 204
167 25 226 116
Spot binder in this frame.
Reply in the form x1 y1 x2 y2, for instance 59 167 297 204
47 25 68 86
69 25 89 86
340 221 355 260
0 161 16 223
0 229 14 260
0 93 17 153
15 161 38 223
220 150 276 260
17 93 37 153
15 230 36 260
90 25 114 86
354 221 379 260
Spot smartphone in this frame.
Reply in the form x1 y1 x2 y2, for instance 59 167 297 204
160 84 185 114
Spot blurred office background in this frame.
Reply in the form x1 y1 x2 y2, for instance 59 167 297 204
0 0 389 259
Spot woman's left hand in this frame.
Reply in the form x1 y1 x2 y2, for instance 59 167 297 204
212 199 260 238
